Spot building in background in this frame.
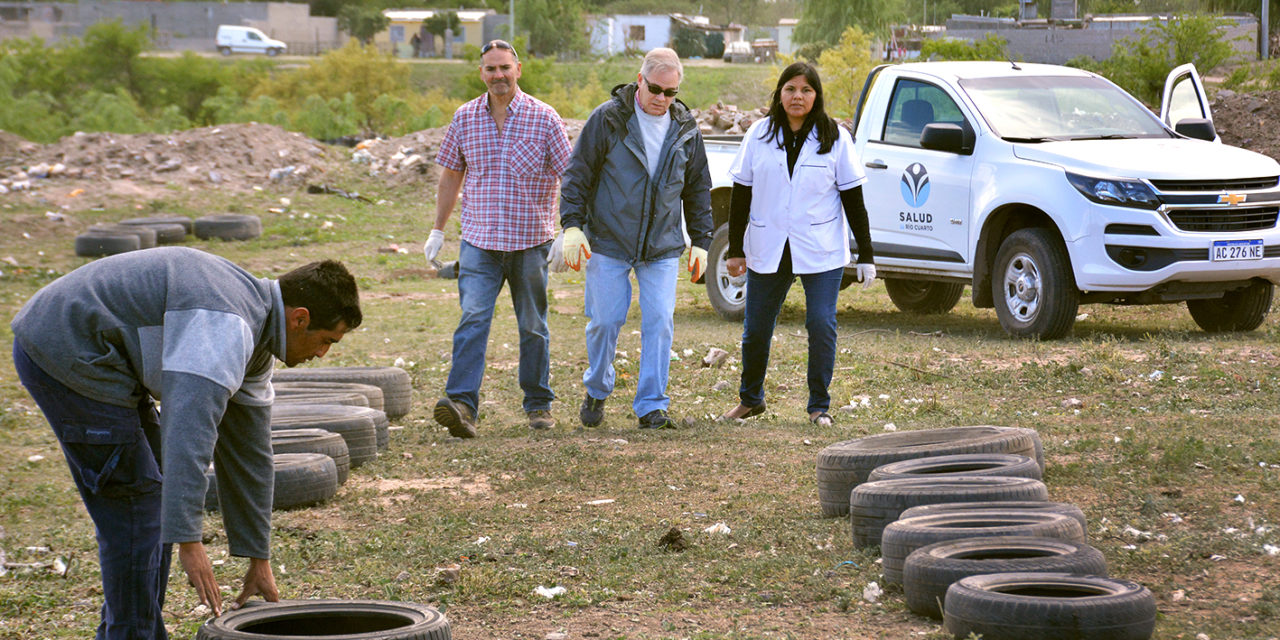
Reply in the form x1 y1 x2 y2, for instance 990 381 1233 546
375 8 497 58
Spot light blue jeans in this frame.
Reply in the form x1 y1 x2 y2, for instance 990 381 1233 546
582 251 679 417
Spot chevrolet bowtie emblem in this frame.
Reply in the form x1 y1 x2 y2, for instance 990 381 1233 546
1218 193 1247 205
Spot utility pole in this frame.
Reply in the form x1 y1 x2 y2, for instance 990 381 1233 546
1263 0 1270 60
510 0 515 41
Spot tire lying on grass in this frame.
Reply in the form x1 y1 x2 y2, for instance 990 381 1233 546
880 510 1087 586
816 426 1043 518
272 403 390 452
274 390 370 408
205 453 338 511
867 452 1042 483
850 475 1050 548
196 599 451 640
90 223 159 249
943 573 1156 640
119 214 194 235
899 501 1088 538
271 428 351 485
194 213 263 241
903 536 1108 620
270 405 379 466
273 381 386 412
120 221 186 244
75 230 140 257
273 366 413 420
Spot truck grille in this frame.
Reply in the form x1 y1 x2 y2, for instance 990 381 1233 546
1150 176 1279 191
1167 207 1279 232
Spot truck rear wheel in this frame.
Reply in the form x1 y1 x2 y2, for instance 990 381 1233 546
885 279 964 314
992 228 1078 339
218 46 232 56
706 224 746 321
1186 280 1273 332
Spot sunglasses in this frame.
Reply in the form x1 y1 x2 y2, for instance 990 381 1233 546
643 78 679 98
480 40 518 60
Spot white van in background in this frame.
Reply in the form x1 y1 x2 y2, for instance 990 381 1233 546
215 25 287 56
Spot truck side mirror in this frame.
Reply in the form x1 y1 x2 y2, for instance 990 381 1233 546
920 123 966 154
1174 118 1216 142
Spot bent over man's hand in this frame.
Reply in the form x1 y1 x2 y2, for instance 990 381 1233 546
233 557 280 610
179 541 223 616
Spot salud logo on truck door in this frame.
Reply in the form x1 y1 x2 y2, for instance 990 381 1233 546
900 163 930 208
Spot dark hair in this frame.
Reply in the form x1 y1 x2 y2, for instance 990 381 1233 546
760 61 839 155
279 260 362 331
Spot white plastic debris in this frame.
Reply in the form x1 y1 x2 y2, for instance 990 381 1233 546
474 536 489 545
1123 526 1152 540
862 581 883 603
1264 544 1280 556
534 585 566 599
52 557 67 576
585 499 615 506
27 455 43 463
1172 589 1186 602
883 423 897 432
1148 370 1164 381
704 522 732 535
1234 494 1246 503
393 357 406 367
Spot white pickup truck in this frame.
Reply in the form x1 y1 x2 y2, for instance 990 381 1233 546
701 61 1280 338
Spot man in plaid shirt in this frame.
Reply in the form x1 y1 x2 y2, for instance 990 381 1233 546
425 39 572 437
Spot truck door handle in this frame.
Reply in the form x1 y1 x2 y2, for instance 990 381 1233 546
864 160 888 169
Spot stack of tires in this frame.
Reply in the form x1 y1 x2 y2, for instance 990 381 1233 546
817 426 1156 640
74 215 194 257
204 366 412 514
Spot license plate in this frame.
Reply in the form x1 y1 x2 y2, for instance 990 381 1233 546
1211 239 1264 261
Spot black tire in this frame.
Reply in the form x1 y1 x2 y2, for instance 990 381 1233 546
272 428 351 485
849 475 1049 548
705 224 746 321
273 403 390 452
904 536 1108 620
118 221 187 244
270 407 378 467
75 231 140 257
206 453 338 511
194 214 263 241
274 381 386 412
267 47 281 57
991 228 1079 339
218 46 232 56
90 223 158 249
816 426 1043 518
899 501 1088 537
1187 279 1273 332
943 573 1156 640
273 366 413 420
119 215 194 234
196 599 451 640
881 510 1086 586
867 453 1042 483
884 278 965 314
274 391 370 408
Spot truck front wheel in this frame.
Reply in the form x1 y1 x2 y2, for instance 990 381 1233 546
1186 280 1273 332
885 279 965 314
992 228 1078 339
706 225 746 321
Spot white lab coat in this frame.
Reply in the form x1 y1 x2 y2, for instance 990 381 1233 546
728 118 866 274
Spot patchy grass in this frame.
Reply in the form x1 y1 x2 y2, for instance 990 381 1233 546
1 165 1279 640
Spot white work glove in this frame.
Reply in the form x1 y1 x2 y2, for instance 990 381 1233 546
547 230 568 273
688 246 708 283
423 229 445 263
563 227 591 271
856 263 877 290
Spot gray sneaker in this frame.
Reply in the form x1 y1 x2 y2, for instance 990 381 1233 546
528 409 555 430
434 397 477 438
579 393 606 427
638 409 675 430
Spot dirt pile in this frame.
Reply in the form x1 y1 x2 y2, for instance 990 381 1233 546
1210 89 1280 160
692 102 768 135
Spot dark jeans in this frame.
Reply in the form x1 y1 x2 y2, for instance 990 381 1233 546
738 263 843 415
446 238 554 414
14 343 172 640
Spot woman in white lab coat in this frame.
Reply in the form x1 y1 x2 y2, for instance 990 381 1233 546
718 62 876 426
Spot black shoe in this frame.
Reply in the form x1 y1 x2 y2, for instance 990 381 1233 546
527 409 555 430
434 396 477 438
580 393 606 427
638 409 675 430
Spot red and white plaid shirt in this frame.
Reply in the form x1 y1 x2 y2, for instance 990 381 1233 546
436 90 572 251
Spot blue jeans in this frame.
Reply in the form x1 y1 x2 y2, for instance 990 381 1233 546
13 343 172 640
739 263 843 414
446 239 554 415
582 252 679 417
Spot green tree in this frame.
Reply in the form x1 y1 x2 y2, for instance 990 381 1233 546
705 32 726 59
422 11 460 39
815 26 877 117
672 25 707 59
64 20 151 97
520 0 589 57
1098 13 1237 104
795 0 893 47
338 5 389 45
920 33 1012 61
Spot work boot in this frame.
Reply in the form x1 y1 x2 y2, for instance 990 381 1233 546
434 396 477 438
579 393 606 427
637 409 675 430
527 409 555 431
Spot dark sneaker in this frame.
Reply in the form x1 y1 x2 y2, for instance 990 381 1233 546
579 393 606 427
434 396 477 438
638 409 675 430
528 410 555 430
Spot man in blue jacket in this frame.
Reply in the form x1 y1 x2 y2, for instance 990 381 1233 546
11 247 361 639
559 47 714 429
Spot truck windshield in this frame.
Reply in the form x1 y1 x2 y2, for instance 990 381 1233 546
960 75 1171 142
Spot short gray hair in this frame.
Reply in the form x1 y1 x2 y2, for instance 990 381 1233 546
640 47 683 82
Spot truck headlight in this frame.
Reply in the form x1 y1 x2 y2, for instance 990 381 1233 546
1066 172 1161 210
